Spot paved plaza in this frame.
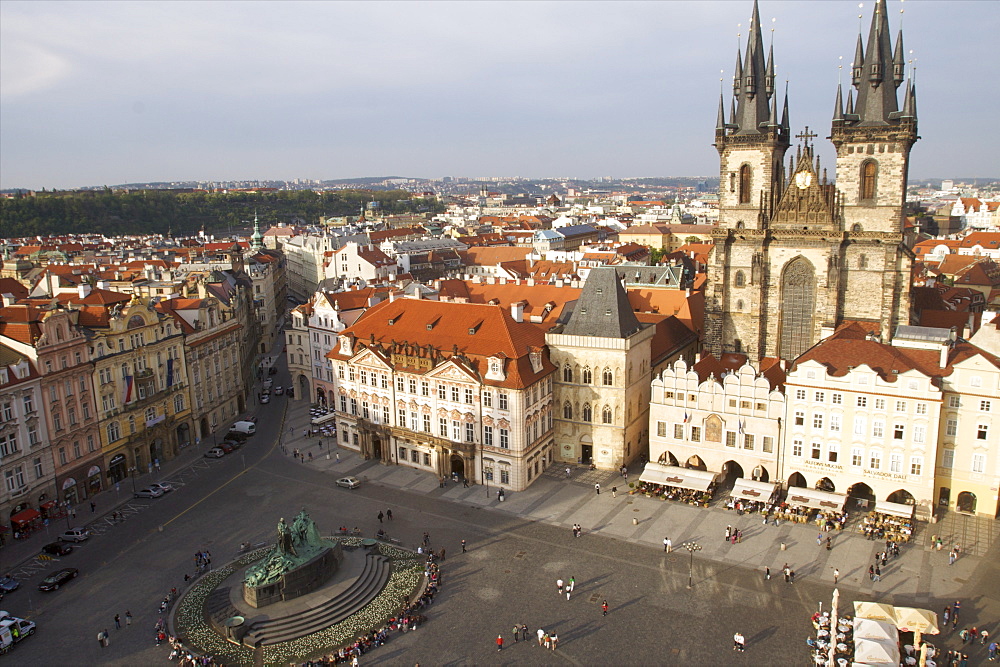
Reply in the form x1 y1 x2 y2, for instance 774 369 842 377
2 345 998 666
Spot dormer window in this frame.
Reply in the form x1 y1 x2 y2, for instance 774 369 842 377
486 356 505 382
339 337 352 355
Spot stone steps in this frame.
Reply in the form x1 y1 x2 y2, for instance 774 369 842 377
243 552 391 646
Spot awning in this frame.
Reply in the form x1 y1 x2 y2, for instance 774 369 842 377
40 500 58 510
87 465 102 477
785 487 846 511
853 617 898 642
639 462 718 492
893 607 939 635
730 478 778 501
853 637 900 666
874 500 914 519
854 601 897 622
62 477 77 490
10 508 41 525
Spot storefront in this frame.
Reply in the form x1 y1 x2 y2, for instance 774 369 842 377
87 465 103 494
728 478 779 513
636 462 719 506
781 487 848 528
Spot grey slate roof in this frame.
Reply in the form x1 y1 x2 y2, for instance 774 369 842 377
561 267 643 339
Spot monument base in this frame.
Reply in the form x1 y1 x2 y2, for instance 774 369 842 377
242 542 343 608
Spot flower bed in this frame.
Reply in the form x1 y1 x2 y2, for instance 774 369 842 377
173 538 424 666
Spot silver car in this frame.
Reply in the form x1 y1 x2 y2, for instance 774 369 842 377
59 528 90 543
336 477 361 489
134 487 165 499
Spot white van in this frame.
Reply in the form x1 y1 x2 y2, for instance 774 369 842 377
229 421 256 436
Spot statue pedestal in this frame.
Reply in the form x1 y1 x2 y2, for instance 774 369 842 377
242 542 343 608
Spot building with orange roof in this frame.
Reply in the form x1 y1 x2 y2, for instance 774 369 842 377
326 297 555 490
951 197 1000 231
0 342 55 534
325 243 398 285
649 353 786 490
957 232 1000 259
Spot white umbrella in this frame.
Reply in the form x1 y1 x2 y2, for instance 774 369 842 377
919 641 928 667
829 588 840 667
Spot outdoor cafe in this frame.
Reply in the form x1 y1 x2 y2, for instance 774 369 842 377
636 462 719 507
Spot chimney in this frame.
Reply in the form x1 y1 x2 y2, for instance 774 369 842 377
78 283 92 298
511 301 524 323
1 293 16 306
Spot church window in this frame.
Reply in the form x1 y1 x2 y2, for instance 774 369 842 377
563 402 572 420
734 271 746 288
602 368 613 386
582 368 592 384
738 164 752 204
736 300 744 312
860 160 878 201
602 405 612 424
563 365 573 383
582 404 592 422
778 258 816 362
859 254 868 269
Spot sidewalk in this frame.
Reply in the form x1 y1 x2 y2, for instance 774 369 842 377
280 394 997 603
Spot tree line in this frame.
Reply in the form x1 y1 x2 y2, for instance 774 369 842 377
0 189 444 238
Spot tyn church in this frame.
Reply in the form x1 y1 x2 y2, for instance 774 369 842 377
705 0 919 362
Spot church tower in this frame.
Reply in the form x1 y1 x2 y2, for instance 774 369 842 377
706 0 790 358
706 0 916 362
828 0 916 342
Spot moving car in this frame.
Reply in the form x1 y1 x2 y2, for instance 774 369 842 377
59 528 90 543
204 447 226 458
148 482 174 494
134 487 165 499
274 386 284 395
37 568 78 592
260 392 270 404
0 577 18 594
226 431 249 443
42 542 74 556
336 476 361 489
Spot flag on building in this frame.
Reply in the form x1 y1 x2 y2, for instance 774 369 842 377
123 375 134 404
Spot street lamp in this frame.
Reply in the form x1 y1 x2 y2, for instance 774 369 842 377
682 541 702 589
128 467 137 494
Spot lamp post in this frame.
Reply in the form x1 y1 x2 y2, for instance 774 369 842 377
682 541 702 589
128 466 137 495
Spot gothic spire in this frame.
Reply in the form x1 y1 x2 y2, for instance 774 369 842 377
781 83 790 131
852 34 864 86
853 0 900 125
892 29 905 87
733 47 743 96
833 83 844 123
717 93 727 130
732 0 774 134
845 87 855 115
765 42 775 96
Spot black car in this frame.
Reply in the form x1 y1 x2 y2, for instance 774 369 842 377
42 542 74 556
226 431 249 443
38 567 78 591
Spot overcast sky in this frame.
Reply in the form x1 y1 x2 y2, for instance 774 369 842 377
1 1 996 190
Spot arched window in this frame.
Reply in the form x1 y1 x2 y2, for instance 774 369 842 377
582 404 592 422
860 160 877 201
739 164 752 204
602 368 613 386
563 365 573 383
859 254 868 269
582 368 592 384
734 270 746 287
107 421 121 442
602 405 613 424
563 402 573 420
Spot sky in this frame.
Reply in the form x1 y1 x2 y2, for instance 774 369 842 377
1 1 997 191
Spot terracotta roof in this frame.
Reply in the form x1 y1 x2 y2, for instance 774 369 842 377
0 304 45 344
0 278 29 300
959 232 1000 250
314 287 389 312
328 298 554 389
953 259 1000 288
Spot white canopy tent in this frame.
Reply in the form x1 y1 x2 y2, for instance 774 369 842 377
730 478 778 502
785 487 847 512
639 462 718 492
874 500 915 519
853 637 900 666
853 618 898 642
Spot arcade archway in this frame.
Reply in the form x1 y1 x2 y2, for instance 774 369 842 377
750 464 769 482
721 460 744 484
450 454 465 478
886 489 915 506
685 455 707 471
815 477 835 492
657 451 680 467
956 491 977 514
787 472 807 488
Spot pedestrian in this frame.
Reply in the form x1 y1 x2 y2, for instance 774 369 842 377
103 629 110 647
988 641 997 661
826 536 832 551
463 478 469 488
868 564 875 581
874 565 881 582
981 629 989 645
513 624 520 642
378 511 384 523
126 611 132 627
114 614 121 630
790 570 795 583
833 568 839 584
386 509 393 520
565 467 571 477
440 548 445 561
949 549 957 565
496 635 503 652
734 632 745 652
602 600 609 616
783 564 790 583
537 627 545 646
817 532 823 546
566 588 571 601
569 576 575 592
557 578 564 594
98 630 105 648
943 606 951 624
91 501 96 513
595 483 600 495
664 537 670 552
737 529 743 543
521 624 528 641
726 525 732 542
461 539 467 553
765 566 770 581
612 486 617 498
544 633 551 649
550 632 558 650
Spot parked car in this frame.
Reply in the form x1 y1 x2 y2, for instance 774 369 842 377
226 431 249 443
59 528 90 543
218 442 235 454
0 576 18 594
148 482 175 494
263 378 273 389
274 386 284 395
221 439 242 450
42 542 74 556
37 568 78 592
260 393 270 404
0 616 35 650
336 476 361 489
204 447 226 458
134 487 165 499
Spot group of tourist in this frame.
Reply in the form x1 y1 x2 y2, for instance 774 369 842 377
633 480 713 507
860 510 914 543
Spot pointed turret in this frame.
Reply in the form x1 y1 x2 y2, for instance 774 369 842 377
717 93 727 131
731 0 773 134
730 97 737 126
765 43 775 96
854 0 899 125
852 34 864 86
900 79 914 118
769 91 779 127
892 30 905 87
833 83 845 124
733 47 743 96
845 88 855 116
781 84 790 131
250 210 264 251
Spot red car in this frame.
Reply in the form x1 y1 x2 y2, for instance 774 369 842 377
219 442 235 454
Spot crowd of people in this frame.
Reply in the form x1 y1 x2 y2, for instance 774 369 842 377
633 481 714 507
860 510 914 543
